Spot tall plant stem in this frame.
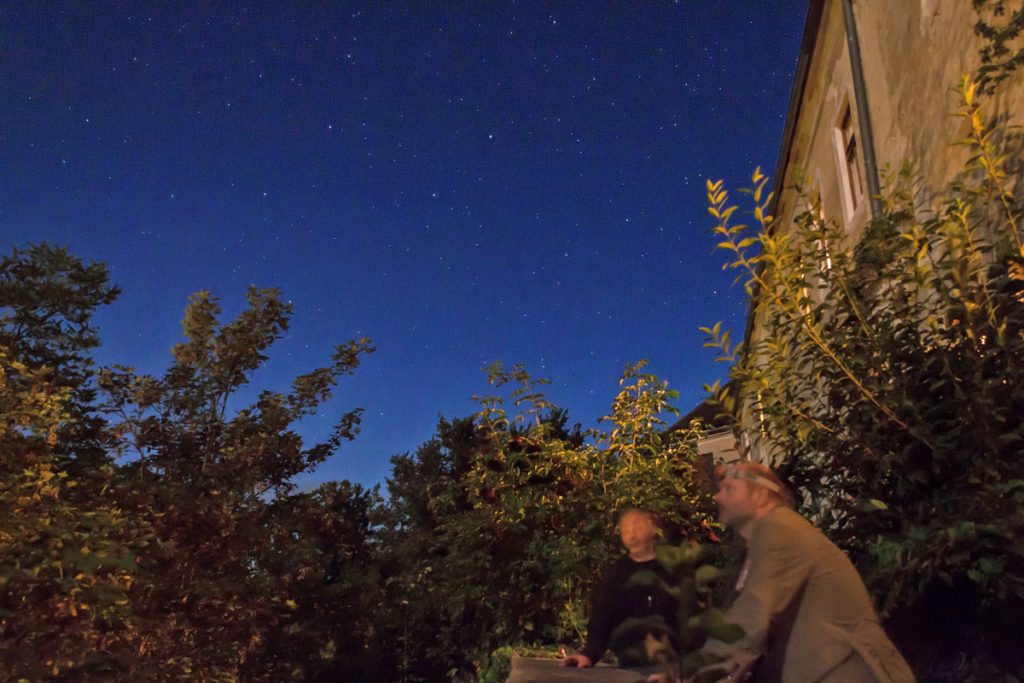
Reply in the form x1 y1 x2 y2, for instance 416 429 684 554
712 193 936 454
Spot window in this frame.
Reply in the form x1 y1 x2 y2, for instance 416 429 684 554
837 104 865 215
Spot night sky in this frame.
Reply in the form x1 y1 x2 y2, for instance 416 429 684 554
2 2 806 490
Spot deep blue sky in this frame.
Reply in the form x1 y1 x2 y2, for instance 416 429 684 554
2 2 806 490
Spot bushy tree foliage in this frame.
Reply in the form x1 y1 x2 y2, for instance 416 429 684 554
0 245 381 679
0 243 718 681
0 245 154 679
702 78 1024 679
378 361 717 680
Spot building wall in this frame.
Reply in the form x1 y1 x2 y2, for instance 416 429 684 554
776 0 1024 246
855 0 1024 204
740 0 1024 462
698 429 742 467
774 0 863 246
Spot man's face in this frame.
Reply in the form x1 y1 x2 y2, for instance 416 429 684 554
619 512 656 553
713 476 759 528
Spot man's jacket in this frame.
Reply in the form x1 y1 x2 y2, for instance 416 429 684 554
703 506 915 683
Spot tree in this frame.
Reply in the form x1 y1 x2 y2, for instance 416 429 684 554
96 287 375 678
379 361 717 680
0 243 381 679
0 245 156 678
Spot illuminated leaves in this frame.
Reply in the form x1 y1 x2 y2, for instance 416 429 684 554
1 244 380 679
703 76 1024 674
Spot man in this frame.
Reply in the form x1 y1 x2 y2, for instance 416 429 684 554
561 509 678 669
698 463 914 683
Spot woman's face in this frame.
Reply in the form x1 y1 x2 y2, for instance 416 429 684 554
619 512 656 553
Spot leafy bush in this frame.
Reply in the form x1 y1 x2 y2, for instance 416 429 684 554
622 543 742 679
0 245 383 679
702 78 1024 679
378 361 718 680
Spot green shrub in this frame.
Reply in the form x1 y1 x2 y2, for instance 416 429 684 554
379 361 718 680
702 77 1024 678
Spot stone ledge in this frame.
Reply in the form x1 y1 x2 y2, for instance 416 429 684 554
506 656 645 683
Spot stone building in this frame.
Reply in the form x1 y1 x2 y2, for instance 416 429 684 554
771 0 1022 245
694 0 1024 464
669 398 741 488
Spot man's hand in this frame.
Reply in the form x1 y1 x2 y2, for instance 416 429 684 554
560 653 593 668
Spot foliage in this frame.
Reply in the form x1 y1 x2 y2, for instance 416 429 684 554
97 288 378 679
0 244 382 679
622 543 741 679
701 77 1024 678
0 245 157 679
378 361 718 680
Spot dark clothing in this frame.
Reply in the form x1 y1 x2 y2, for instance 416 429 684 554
582 556 678 665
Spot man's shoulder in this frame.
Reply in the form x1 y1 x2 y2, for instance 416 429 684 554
753 506 817 544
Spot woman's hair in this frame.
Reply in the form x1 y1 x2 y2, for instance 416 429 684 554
616 508 670 538
716 461 795 508
617 507 652 524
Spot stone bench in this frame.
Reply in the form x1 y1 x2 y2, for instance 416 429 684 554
506 656 648 683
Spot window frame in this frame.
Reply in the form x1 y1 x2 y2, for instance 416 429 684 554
832 97 867 223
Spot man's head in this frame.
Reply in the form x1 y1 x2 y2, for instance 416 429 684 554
618 509 659 558
712 462 792 533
